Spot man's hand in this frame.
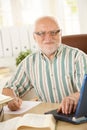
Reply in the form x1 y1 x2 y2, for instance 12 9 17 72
2 88 22 111
57 92 80 114
8 97 22 111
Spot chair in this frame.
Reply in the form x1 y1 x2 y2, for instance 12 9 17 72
62 34 87 54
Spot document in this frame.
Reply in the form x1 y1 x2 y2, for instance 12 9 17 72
4 101 41 114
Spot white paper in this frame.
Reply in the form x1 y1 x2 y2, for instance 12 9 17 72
0 31 3 57
18 26 30 51
0 117 20 130
1 28 12 56
4 101 41 114
9 27 21 56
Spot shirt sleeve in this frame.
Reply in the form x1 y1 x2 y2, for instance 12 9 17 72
75 51 87 91
4 62 32 97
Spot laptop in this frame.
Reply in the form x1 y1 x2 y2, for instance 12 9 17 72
45 74 87 124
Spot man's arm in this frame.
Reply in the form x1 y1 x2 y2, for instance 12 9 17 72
2 88 22 111
57 92 80 114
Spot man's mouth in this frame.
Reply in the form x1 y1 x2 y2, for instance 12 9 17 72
44 42 54 44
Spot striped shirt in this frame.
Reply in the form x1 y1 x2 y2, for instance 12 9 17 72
5 44 87 103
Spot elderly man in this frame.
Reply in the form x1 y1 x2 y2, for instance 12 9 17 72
2 16 87 114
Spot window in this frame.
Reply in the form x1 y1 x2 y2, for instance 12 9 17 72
0 0 80 34
0 0 12 27
63 0 80 35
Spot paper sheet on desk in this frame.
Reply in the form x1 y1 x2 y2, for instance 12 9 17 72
4 101 41 114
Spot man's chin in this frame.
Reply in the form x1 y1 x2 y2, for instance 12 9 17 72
42 49 57 56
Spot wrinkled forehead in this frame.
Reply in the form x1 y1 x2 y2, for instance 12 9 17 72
34 17 60 31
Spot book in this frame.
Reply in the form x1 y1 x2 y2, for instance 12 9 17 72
0 105 4 122
0 67 10 74
0 113 56 130
0 94 13 105
0 94 12 122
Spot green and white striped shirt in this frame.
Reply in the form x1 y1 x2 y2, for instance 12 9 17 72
5 44 87 103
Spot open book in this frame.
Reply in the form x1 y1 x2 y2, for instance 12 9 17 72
0 94 13 105
0 113 56 130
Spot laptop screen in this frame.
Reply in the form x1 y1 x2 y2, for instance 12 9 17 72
75 74 87 118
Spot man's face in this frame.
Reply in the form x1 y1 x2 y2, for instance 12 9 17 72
33 18 61 56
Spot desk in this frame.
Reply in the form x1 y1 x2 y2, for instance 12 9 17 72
3 102 87 130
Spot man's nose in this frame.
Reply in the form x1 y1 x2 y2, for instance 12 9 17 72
44 33 52 40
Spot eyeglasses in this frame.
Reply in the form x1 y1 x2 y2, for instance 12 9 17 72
34 29 61 37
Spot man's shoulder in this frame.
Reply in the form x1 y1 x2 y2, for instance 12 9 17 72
25 50 40 59
62 43 83 53
62 43 87 57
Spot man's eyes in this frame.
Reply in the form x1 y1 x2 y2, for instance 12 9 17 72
34 29 61 37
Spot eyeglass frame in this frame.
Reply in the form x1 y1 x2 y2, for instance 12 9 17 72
34 29 61 37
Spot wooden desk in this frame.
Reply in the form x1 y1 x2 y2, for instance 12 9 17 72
3 102 87 130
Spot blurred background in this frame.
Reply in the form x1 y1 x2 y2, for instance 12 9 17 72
0 0 87 56
0 0 87 34
0 0 87 94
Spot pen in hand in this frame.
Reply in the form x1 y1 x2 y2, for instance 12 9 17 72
8 97 22 111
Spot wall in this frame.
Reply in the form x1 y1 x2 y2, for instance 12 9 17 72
77 0 87 33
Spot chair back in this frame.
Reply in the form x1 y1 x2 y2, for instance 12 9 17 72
62 34 87 54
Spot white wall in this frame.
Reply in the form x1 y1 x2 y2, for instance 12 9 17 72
77 0 87 33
